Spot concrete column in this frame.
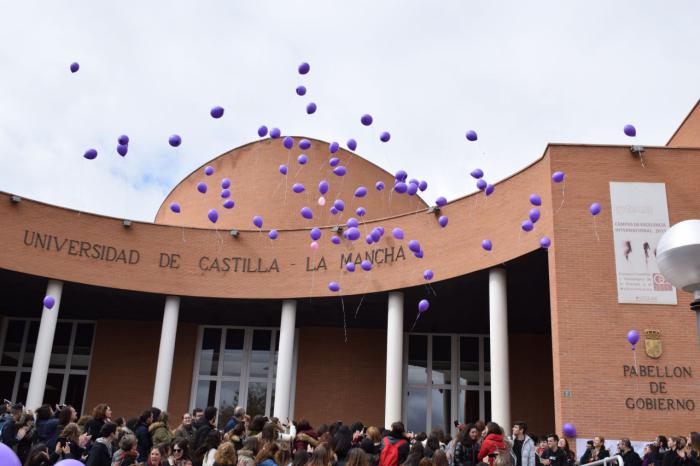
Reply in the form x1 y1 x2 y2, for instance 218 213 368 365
152 296 180 410
385 291 404 428
26 279 63 410
273 300 297 421
489 268 510 429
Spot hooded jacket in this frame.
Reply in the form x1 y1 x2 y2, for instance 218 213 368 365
509 435 536 466
86 437 114 466
478 434 507 466
149 421 174 446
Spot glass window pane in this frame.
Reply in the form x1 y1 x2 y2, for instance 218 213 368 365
431 388 451 434
249 331 272 378
222 329 245 377
432 336 451 385
16 371 31 405
199 329 222 376
408 335 428 385
218 381 240 429
269 384 275 417
246 382 267 418
65 374 87 414
195 380 217 411
43 373 63 406
1 320 25 366
406 388 427 434
459 337 479 386
71 324 94 370
484 338 490 386
485 391 491 421
22 322 40 367
0 371 16 401
50 323 72 369
458 390 479 424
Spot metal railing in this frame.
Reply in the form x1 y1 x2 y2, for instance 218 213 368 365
584 455 624 466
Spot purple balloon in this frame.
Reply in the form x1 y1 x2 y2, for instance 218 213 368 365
43 296 55 309
197 182 207 194
423 269 434 281
354 186 367 198
466 130 478 141
117 144 128 156
204 166 214 176
356 207 366 217
347 139 357 151
521 220 534 232
540 236 551 248
377 226 385 235
299 139 311 150
529 208 541 223
407 183 418 196
221 178 231 189
333 199 345 211
306 102 317 114
118 134 129 145
361 114 373 126
279 164 288 175
70 62 79 73
435 196 447 207
327 142 339 154
562 423 576 438
530 194 542 206
328 282 340 292
170 202 181 213
346 262 355 271
380 131 391 142
395 170 408 181
482 239 493 251
208 209 218 224
394 182 408 194
438 216 448 228
485 184 495 196
476 179 487 191
333 166 347 176
345 227 361 241
347 218 359 228
418 299 430 313
375 181 385 191
318 180 329 195
590 202 602 216
83 148 97 160
268 229 278 240
371 229 382 242
310 228 322 241
301 207 313 219
330 207 338 215
552 171 565 183
169 135 181 147
298 62 310 74
258 125 268 137
624 124 636 137
418 180 428 192
288 183 302 194
270 127 281 139
392 228 404 240
210 106 224 119
361 260 372 271
627 329 640 347
329 157 340 167
223 200 234 209
220 189 231 198
408 179 419 186
331 236 341 245
297 154 308 165
296 85 307 96
470 168 484 179
365 234 374 245
283 136 294 149
408 240 421 253
253 215 263 228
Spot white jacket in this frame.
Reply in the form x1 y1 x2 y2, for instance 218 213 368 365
509 435 535 466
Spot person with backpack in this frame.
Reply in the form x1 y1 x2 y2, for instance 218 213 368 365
379 422 410 466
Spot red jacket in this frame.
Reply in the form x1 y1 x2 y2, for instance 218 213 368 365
478 434 506 466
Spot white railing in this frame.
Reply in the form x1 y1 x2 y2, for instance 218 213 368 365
584 455 624 466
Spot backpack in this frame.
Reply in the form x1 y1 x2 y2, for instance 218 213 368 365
380 436 407 466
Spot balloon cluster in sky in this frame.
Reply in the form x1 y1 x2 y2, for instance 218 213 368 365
73 59 634 321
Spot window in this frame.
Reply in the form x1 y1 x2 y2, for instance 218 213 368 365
191 327 290 429
0 319 95 414
404 334 490 435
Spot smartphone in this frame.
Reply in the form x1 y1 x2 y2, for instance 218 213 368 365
453 420 459 428
57 437 67 448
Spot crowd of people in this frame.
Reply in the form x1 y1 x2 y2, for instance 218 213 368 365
1 401 698 466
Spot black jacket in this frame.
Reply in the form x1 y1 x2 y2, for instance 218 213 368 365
86 439 113 466
662 450 681 466
135 422 152 462
622 450 643 466
0 416 19 447
192 418 214 452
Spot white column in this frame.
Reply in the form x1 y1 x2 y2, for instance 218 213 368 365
152 296 180 410
273 300 296 420
489 268 510 429
385 291 404 428
26 279 63 410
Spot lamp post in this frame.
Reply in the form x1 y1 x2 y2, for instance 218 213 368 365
656 219 700 342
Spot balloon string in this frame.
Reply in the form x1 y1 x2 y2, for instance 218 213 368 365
556 182 566 212
354 293 366 318
409 312 421 332
341 297 348 343
593 216 600 241
284 149 291 205
632 347 641 402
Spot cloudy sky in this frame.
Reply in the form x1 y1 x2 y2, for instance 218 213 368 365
1 1 698 222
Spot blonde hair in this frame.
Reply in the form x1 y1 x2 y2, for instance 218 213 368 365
214 442 237 465
367 427 381 443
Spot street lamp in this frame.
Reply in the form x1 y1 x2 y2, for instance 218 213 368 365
656 219 700 342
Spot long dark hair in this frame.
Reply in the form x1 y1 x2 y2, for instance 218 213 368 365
346 448 369 466
334 425 354 459
460 424 478 447
196 430 221 458
485 422 503 436
292 450 310 466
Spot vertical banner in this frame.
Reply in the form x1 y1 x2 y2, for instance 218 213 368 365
610 182 677 305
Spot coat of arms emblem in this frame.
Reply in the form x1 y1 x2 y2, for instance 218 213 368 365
644 329 662 359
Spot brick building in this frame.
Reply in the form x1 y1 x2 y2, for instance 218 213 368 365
2 101 700 447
